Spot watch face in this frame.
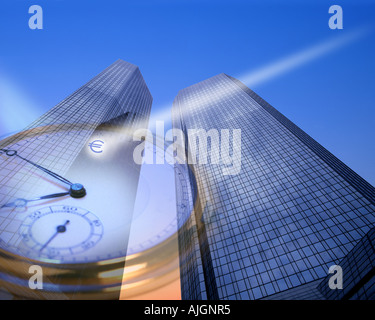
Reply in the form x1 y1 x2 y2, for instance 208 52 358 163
0 123 197 297
0 124 139 263
19 205 104 261
127 139 193 256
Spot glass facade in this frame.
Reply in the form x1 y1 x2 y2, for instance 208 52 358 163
317 226 375 300
172 73 375 300
0 60 152 299
0 59 152 209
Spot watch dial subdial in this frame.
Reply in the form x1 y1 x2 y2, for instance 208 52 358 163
19 205 103 261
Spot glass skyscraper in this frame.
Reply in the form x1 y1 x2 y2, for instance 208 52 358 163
172 73 375 300
0 59 152 299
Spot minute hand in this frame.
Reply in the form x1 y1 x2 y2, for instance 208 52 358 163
1 149 73 186
1 192 70 208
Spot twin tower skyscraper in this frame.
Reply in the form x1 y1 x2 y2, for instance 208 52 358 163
1 59 374 300
126 59 375 300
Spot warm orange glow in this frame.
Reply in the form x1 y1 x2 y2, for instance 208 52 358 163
120 278 181 300
119 263 181 300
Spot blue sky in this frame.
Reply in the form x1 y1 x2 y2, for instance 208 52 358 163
0 0 374 184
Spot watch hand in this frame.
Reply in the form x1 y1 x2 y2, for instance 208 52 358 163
1 148 73 186
1 182 87 209
1 192 70 208
0 148 86 199
39 220 70 253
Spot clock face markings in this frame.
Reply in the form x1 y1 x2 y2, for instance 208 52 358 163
0 124 144 262
0 126 197 276
19 205 103 261
0 130 88 218
126 140 194 255
0 129 98 261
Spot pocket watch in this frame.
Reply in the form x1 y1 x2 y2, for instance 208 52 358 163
0 122 198 299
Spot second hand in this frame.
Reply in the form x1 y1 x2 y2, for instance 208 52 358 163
39 220 70 253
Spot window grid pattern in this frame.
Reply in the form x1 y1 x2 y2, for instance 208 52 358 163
172 73 375 300
0 60 152 252
172 110 208 299
318 227 375 300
